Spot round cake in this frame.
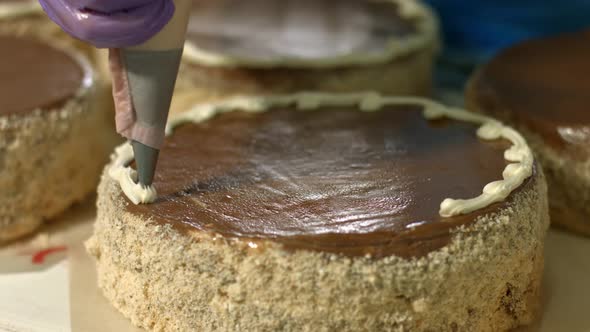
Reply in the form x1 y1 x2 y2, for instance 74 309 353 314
0 35 118 243
88 93 548 331
466 30 590 236
172 0 438 111
0 0 111 85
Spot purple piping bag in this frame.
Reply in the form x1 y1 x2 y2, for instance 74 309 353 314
38 0 175 48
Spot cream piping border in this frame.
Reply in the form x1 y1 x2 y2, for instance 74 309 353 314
182 0 439 68
0 1 42 19
109 92 533 218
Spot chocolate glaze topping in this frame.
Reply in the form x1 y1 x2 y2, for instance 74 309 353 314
187 0 418 62
124 106 534 258
0 36 84 115
472 30 590 158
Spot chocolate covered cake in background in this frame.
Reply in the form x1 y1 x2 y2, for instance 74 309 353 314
0 0 49 35
88 93 548 331
170 0 438 114
0 35 119 243
466 30 590 236
0 0 111 85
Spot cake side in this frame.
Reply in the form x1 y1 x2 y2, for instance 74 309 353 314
172 0 438 106
0 36 119 243
466 72 590 235
173 45 435 111
0 88 118 243
87 165 548 332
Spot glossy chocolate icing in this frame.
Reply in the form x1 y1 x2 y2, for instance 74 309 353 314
124 105 534 258
187 0 417 62
472 30 590 158
0 36 84 115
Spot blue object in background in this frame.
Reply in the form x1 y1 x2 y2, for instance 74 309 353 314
424 0 590 93
425 0 590 63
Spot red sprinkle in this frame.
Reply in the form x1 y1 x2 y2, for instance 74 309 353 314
31 246 67 264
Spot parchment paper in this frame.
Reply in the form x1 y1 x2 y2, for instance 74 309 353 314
0 197 96 332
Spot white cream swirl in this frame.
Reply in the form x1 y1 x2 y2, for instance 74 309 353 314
108 143 157 205
110 92 534 218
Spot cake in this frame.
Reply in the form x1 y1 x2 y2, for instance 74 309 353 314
0 35 118 243
88 93 549 331
466 30 590 236
0 0 111 84
171 0 438 111
0 0 48 35
0 0 80 48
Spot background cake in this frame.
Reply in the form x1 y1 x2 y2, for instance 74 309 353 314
466 30 590 236
0 0 50 35
88 93 548 331
0 0 111 84
0 35 118 243
170 0 438 113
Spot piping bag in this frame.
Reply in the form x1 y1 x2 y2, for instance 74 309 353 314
39 0 192 194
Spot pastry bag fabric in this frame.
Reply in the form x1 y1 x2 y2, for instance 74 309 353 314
109 49 182 149
38 0 175 48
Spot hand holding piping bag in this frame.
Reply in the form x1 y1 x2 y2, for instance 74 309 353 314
39 0 193 194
